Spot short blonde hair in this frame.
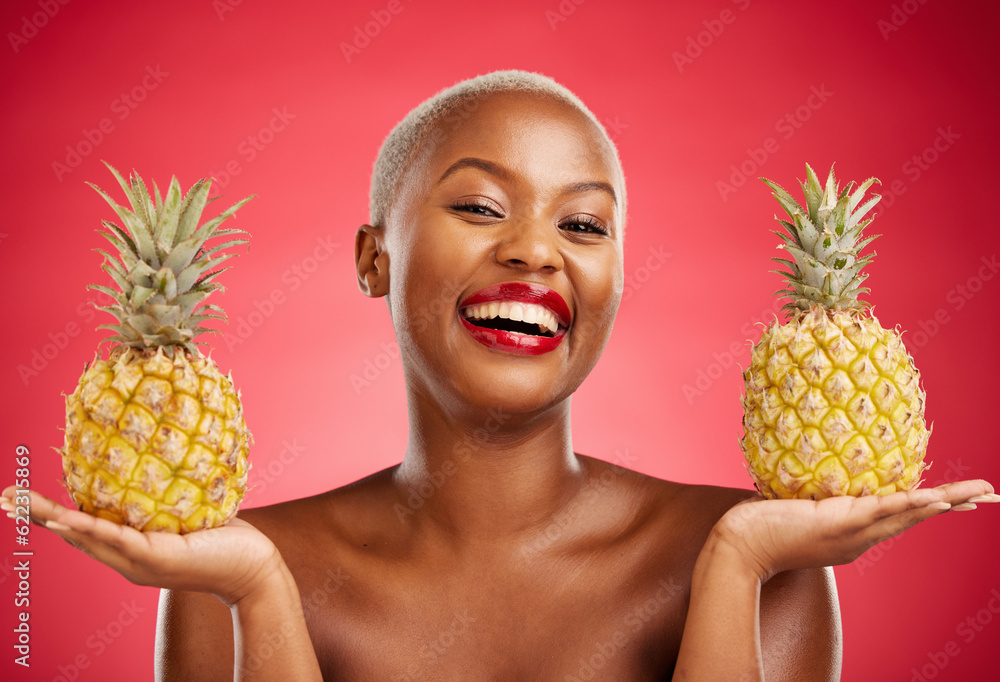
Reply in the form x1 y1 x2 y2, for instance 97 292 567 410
369 69 626 228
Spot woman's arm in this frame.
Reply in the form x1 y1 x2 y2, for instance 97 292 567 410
674 531 766 681
676 536 841 681
673 480 997 681
2 487 323 682
156 588 235 681
759 567 840 680
156 560 319 682
230 559 320 681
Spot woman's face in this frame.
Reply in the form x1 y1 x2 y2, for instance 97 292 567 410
374 91 625 417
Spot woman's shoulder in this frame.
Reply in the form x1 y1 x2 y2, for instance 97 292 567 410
580 452 757 502
236 465 402 547
577 453 760 540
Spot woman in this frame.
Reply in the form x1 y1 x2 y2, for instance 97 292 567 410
3 71 996 681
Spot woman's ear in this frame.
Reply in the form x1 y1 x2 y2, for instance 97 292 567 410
355 224 388 297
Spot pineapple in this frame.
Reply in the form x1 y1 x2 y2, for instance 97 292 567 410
59 162 253 533
740 165 930 499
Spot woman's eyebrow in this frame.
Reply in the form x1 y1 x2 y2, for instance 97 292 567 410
436 157 512 185
561 180 618 207
436 157 618 207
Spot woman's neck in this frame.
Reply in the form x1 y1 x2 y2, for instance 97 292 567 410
393 393 585 550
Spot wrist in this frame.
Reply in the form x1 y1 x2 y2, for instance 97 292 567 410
703 518 773 583
224 550 294 608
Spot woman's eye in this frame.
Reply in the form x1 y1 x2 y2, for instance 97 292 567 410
452 201 500 217
561 216 609 236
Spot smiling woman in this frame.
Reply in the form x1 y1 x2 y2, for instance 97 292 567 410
4 70 996 682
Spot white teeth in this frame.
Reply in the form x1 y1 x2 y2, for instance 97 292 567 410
541 310 557 335
462 300 561 335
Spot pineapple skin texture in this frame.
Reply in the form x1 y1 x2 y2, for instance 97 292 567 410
741 307 930 499
60 348 250 533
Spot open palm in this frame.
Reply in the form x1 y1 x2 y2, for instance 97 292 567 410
2 486 279 606
715 479 998 581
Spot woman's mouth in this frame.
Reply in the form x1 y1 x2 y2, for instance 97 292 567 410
458 283 570 355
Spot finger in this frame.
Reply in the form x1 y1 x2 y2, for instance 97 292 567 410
1 486 36 519
859 479 997 523
9 489 78 528
861 482 996 544
46 505 155 559
853 488 950 525
931 479 995 503
861 502 951 548
38 508 173 583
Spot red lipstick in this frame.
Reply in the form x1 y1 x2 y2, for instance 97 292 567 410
458 282 570 356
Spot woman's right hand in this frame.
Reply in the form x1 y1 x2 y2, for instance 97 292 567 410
712 479 999 582
2 486 280 607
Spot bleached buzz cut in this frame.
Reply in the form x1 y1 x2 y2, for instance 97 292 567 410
369 69 626 228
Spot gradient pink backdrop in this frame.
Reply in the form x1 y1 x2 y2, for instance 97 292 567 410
2 0 999 680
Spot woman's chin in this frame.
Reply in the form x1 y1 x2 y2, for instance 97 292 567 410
442 371 575 422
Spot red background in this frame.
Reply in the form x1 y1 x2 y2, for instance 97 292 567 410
2 0 999 680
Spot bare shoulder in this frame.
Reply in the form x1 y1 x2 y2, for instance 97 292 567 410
582 456 841 680
239 464 400 529
577 453 758 542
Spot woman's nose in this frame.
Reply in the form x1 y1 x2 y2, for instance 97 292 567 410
494 215 565 273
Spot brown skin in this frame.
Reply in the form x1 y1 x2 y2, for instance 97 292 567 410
159 472 839 681
157 92 840 680
10 92 993 680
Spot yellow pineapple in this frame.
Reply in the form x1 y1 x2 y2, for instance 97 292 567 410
741 165 930 499
60 163 253 532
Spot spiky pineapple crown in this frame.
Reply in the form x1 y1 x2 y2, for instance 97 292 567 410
88 162 252 355
763 164 881 316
